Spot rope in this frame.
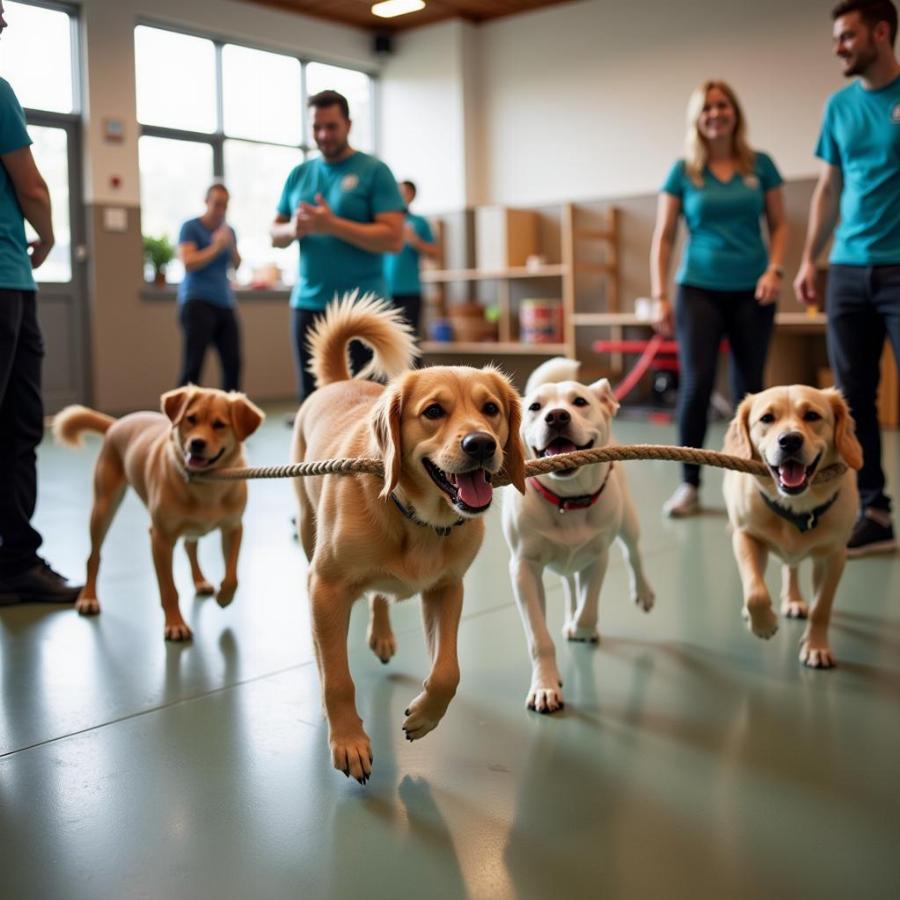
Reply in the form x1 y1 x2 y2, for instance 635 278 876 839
185 445 847 488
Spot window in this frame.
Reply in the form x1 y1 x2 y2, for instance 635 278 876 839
135 26 375 288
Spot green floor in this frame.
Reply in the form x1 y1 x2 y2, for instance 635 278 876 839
1 408 899 900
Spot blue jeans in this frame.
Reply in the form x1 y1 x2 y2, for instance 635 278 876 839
675 284 776 486
826 264 900 513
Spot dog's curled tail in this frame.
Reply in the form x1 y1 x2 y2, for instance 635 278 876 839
307 291 418 388
53 405 116 448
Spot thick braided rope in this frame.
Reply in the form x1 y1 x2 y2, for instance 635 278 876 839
188 445 846 487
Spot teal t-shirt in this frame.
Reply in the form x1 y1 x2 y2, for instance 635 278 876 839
815 76 900 266
276 151 405 310
384 211 434 296
0 78 37 291
662 151 783 291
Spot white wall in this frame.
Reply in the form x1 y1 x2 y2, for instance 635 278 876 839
464 0 845 205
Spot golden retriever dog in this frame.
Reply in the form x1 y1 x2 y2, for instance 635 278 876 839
293 294 525 783
53 387 264 641
722 385 863 668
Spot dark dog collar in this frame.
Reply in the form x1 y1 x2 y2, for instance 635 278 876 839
759 489 840 533
390 493 466 537
529 464 614 515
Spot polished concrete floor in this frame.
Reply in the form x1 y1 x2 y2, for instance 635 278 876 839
1 408 899 900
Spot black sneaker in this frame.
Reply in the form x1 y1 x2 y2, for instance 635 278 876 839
0 560 83 605
846 512 897 558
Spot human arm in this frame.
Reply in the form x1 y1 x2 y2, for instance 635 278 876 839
1 146 54 269
270 213 296 249
649 192 681 335
297 193 404 253
792 162 842 307
755 185 788 305
405 220 439 259
179 227 233 272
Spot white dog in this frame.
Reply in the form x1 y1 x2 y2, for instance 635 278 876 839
502 358 655 713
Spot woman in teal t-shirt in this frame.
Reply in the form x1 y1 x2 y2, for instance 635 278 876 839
650 79 787 517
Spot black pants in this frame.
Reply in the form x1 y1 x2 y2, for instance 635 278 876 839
290 308 371 404
675 283 776 486
178 298 241 391
0 290 44 577
392 293 422 337
826 264 900 513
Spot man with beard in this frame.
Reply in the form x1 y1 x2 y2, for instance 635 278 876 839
794 0 900 556
271 90 405 403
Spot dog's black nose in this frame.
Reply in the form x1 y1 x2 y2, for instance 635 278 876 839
189 438 207 453
778 431 804 453
461 432 497 462
544 408 571 428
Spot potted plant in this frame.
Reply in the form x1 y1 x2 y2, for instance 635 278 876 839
143 234 175 286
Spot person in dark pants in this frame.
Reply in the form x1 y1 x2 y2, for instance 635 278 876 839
270 90 405 405
176 183 242 391
650 79 788 517
0 50 82 602
384 180 438 341
795 0 900 556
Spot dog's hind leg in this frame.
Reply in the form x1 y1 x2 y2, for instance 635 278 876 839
150 526 192 641
617 495 656 613
76 444 127 617
217 524 242 607
780 564 808 619
564 550 609 643
185 540 215 596
366 593 396 664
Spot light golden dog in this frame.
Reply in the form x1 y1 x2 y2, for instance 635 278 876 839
54 387 264 640
722 385 863 668
293 294 525 783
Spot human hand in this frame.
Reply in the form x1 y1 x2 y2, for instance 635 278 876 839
28 238 53 270
755 269 782 306
651 298 674 336
793 261 818 308
212 226 233 251
298 193 335 235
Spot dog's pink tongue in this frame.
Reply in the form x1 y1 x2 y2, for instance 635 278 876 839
545 440 577 456
779 460 807 487
455 471 493 508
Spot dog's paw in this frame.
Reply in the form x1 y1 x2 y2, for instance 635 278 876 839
634 584 655 613
367 631 396 665
799 638 835 669
330 729 373 784
164 620 193 641
402 691 448 742
563 622 601 643
526 682 565 714
194 580 215 596
75 595 100 616
216 581 237 608
745 603 779 640
781 599 809 619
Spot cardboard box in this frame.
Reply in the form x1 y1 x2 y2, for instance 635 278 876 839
475 207 538 270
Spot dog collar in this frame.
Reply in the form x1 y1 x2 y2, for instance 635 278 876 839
390 492 466 537
758 489 840 533
529 464 614 514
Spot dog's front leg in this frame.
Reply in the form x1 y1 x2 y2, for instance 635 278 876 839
800 552 844 669
150 527 192 641
217 524 242 608
564 551 609 643
780 564 808 619
510 557 564 713
310 573 372 783
617 499 656 612
732 530 778 639
402 580 463 741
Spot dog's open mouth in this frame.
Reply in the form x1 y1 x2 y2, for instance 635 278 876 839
533 437 594 477
769 452 821 495
422 458 493 513
184 447 225 471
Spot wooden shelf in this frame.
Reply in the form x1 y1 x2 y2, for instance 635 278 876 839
420 341 569 355
774 311 827 329
573 312 645 326
421 264 568 283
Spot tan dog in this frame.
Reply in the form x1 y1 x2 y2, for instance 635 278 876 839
293 294 525 783
722 385 863 668
53 387 264 641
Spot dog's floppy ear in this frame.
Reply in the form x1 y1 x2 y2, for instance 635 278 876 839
589 377 620 416
496 375 527 494
161 386 193 425
371 380 404 499
724 394 755 460
229 393 266 442
825 388 863 470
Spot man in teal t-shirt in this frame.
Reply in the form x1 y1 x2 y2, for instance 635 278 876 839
794 0 900 556
271 89 405 401
384 180 437 339
0 10 82 604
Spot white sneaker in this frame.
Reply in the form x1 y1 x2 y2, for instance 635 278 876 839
663 483 699 518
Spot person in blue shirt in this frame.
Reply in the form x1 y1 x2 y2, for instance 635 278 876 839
0 5 82 604
651 79 788 517
176 183 242 391
794 0 900 557
270 90 405 402
384 180 438 338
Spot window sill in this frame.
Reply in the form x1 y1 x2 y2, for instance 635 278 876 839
140 285 292 302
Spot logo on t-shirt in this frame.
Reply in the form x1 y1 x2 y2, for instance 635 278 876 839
743 174 760 189
341 174 359 191
891 103 900 123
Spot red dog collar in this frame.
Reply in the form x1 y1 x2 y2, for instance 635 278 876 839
529 464 614 514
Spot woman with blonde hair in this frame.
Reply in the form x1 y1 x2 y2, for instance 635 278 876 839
651 79 787 517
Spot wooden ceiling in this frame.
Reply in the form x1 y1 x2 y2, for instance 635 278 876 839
240 0 577 32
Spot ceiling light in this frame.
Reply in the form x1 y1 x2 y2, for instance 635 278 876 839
372 0 425 18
